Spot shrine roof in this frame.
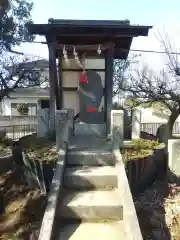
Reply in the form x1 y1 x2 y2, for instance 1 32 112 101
27 19 152 59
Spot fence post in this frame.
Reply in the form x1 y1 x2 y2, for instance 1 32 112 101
55 109 69 151
12 125 15 140
63 108 74 137
131 107 141 139
37 109 50 138
168 139 180 180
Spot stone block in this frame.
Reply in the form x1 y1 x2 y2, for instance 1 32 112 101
168 139 180 177
37 108 49 138
131 108 141 139
111 110 124 146
63 108 74 137
55 110 69 151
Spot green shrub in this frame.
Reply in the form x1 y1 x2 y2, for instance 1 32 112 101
121 148 153 163
0 137 13 148
131 138 160 150
121 138 161 164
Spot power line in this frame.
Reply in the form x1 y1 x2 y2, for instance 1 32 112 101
129 48 180 56
17 39 180 56
9 47 180 61
6 38 180 58
16 39 47 44
8 49 48 59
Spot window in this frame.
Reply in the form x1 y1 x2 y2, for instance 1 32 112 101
28 103 38 115
40 99 50 109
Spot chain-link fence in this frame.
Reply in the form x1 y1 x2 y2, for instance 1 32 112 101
141 122 180 136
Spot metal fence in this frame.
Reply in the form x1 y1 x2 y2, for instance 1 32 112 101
0 124 38 140
141 122 180 136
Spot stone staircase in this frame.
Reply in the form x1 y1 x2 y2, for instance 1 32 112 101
54 136 127 239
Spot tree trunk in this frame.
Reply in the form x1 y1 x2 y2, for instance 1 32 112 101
167 111 179 139
157 111 179 144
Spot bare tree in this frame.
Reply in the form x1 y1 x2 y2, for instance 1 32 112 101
118 31 180 139
113 54 140 103
0 54 49 101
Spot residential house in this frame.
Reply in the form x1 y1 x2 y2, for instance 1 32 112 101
1 59 50 117
0 60 51 128
1 87 50 116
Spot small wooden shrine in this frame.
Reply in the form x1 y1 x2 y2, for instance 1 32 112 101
28 19 152 136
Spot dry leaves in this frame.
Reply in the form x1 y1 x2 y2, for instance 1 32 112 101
0 168 46 239
134 180 180 240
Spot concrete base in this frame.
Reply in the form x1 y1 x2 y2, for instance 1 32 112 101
58 190 123 221
64 166 118 190
57 221 126 240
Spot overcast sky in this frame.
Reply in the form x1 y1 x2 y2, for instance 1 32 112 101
15 0 180 72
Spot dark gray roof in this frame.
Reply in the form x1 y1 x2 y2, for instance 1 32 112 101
48 18 131 26
27 19 152 59
18 59 49 69
28 19 152 37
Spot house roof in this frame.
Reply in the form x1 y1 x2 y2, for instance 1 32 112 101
6 59 49 73
27 19 152 59
17 59 49 69
10 87 50 97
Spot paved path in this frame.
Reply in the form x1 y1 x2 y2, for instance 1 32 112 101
52 134 127 240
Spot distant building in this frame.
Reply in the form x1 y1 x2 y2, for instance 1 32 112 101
0 59 51 116
1 87 50 116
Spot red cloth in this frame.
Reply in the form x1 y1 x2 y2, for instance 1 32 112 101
86 106 97 112
80 71 88 83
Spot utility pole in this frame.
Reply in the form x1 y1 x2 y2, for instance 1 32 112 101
47 42 57 139
0 0 9 18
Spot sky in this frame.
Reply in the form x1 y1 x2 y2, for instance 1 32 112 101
16 0 180 72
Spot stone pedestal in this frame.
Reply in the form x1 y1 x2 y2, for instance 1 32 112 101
37 108 49 138
132 108 141 139
168 139 180 178
111 110 124 146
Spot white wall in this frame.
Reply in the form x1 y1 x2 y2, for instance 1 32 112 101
140 108 180 123
1 87 50 116
2 97 39 116
62 58 105 115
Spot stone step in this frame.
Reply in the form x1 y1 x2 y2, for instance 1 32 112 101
66 150 115 166
75 122 106 137
56 221 126 240
57 190 123 221
64 166 118 190
68 135 112 151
